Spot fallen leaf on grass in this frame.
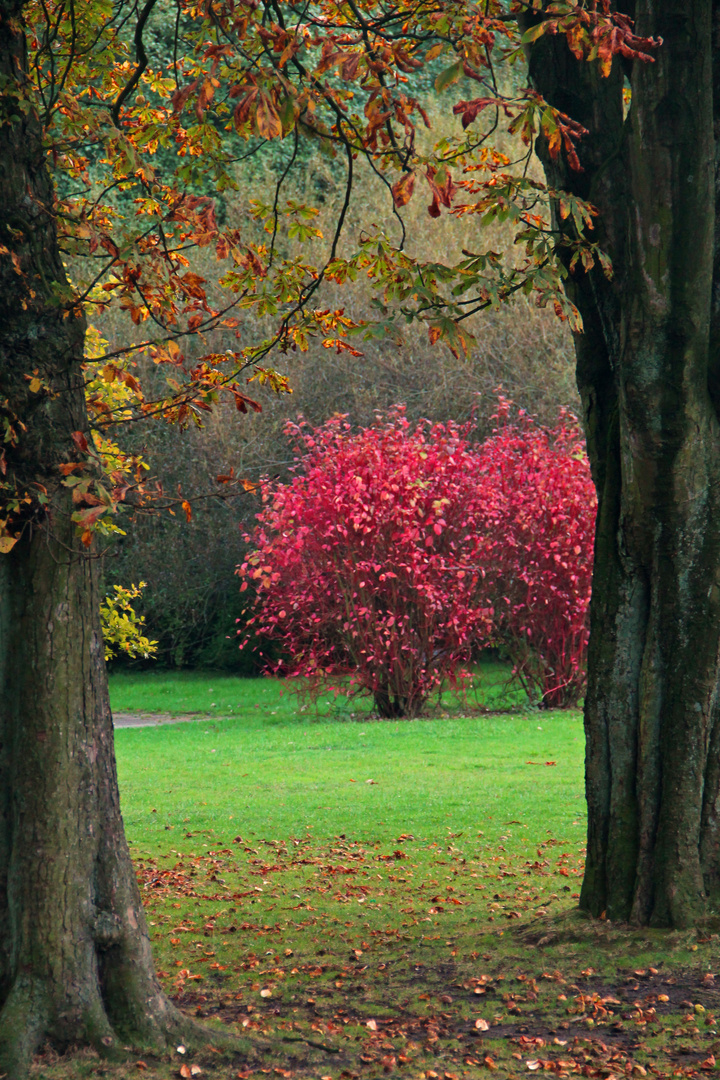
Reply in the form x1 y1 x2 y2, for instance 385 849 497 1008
475 1019 489 1031
366 1019 378 1030
260 988 272 997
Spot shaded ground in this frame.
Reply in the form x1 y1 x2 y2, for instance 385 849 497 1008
31 833 720 1080
40 696 715 1079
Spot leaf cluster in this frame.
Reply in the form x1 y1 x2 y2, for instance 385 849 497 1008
238 403 595 713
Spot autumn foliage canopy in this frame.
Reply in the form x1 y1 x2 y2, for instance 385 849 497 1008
239 405 596 714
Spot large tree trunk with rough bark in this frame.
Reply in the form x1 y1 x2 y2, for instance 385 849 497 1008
0 4 197 1075
525 0 720 926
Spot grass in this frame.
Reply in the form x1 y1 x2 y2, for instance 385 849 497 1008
107 660 528 719
33 673 720 1079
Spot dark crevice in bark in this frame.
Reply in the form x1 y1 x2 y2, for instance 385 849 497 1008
706 0 720 414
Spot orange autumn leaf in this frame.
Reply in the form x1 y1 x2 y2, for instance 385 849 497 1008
391 171 415 207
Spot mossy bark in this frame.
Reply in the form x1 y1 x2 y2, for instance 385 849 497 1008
524 0 720 926
0 3 198 1075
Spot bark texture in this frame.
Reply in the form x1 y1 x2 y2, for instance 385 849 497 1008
525 0 720 926
0 3 197 1075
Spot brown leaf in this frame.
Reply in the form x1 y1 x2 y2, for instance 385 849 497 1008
391 171 415 208
340 52 361 80
256 93 282 139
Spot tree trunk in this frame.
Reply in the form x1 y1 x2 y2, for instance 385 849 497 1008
525 0 720 925
373 686 410 717
0 5 197 1075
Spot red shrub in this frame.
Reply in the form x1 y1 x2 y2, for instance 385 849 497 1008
476 399 596 707
238 403 596 713
238 410 492 716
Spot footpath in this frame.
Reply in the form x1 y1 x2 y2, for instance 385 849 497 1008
112 712 202 729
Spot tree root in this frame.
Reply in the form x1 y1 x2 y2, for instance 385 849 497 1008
0 973 244 1080
0 976 51 1080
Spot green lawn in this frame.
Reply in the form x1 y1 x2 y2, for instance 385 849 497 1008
107 660 528 719
110 667 583 851
35 674 720 1079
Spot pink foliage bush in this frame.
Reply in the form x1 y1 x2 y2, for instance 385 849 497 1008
238 410 492 716
476 399 596 707
238 404 597 714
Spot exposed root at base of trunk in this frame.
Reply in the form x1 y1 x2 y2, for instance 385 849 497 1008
0 975 238 1080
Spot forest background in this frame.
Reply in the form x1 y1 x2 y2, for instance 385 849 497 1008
96 29 579 672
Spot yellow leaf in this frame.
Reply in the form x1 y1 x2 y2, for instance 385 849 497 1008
28 377 42 393
0 535 17 553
